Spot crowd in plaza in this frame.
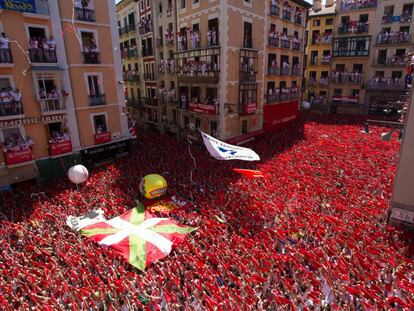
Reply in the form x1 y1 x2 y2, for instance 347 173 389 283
0 114 412 310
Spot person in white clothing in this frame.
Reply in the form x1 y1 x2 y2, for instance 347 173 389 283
0 33 11 63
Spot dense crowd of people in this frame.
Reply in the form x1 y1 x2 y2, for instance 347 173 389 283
0 114 413 310
0 88 22 116
340 0 378 12
331 71 364 84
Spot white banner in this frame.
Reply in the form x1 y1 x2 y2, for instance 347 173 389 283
201 131 260 161
66 209 106 231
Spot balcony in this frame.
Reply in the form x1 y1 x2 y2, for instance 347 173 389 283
294 14 303 26
366 80 407 91
376 33 411 45
319 78 329 87
0 49 13 64
89 94 106 106
330 72 364 84
139 24 152 35
280 66 290 76
39 98 66 114
128 49 137 58
382 15 394 24
267 67 279 76
144 73 155 81
320 56 331 65
123 73 140 82
269 5 280 17
283 10 291 22
292 41 301 51
400 13 412 24
75 7 96 22
0 101 24 118
307 79 317 87
3 148 33 166
312 35 333 45
373 57 406 67
177 70 220 84
265 93 300 104
339 0 377 12
157 37 164 47
281 39 291 49
29 49 57 63
82 52 100 64
291 66 301 76
333 37 370 57
338 22 369 34
268 37 280 48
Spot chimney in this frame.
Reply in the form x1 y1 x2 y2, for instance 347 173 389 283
313 0 322 12
326 0 334 7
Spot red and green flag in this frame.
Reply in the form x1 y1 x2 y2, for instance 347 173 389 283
68 204 196 271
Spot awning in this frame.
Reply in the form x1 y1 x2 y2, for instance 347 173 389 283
227 129 264 146
31 66 65 72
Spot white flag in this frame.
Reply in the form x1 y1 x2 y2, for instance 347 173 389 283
66 209 106 231
201 131 260 161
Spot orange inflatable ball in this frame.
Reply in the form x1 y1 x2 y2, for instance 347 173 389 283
140 174 168 199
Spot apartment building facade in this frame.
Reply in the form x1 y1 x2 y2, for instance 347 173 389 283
366 0 413 115
0 0 129 185
304 1 335 112
328 0 377 114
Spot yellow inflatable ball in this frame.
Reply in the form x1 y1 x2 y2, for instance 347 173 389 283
140 174 168 199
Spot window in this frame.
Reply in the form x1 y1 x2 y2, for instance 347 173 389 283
48 121 70 145
392 71 402 79
36 73 64 100
210 120 217 137
80 30 99 52
195 117 201 130
325 18 333 25
334 89 342 96
313 19 321 26
92 114 108 134
180 0 186 10
87 75 102 96
1 128 32 154
243 22 252 48
193 0 199 8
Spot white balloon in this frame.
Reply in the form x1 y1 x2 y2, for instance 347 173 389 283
68 165 89 184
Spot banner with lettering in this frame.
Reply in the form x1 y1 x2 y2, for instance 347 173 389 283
49 140 72 156
5 149 33 165
143 194 193 214
0 0 36 13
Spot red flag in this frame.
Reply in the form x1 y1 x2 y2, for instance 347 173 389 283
232 169 269 186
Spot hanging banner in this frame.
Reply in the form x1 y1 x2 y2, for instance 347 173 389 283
0 0 36 13
4 148 33 165
94 132 111 145
244 103 257 114
263 100 299 132
49 140 72 156
189 102 217 115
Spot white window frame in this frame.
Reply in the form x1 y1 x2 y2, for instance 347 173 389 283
83 72 104 96
74 0 94 9
24 23 50 43
32 72 62 100
89 112 108 135
77 27 100 52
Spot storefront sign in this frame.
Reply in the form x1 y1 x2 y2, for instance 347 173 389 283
94 132 111 145
4 148 33 165
189 102 217 115
49 140 72 156
81 139 131 165
263 100 299 132
0 114 66 128
332 96 359 103
244 103 257 114
0 0 36 13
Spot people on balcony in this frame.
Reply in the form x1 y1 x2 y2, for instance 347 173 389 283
140 16 152 33
178 60 218 77
190 29 201 49
340 0 377 11
321 54 331 64
319 77 329 86
377 30 410 44
401 10 412 23
382 12 393 24
311 95 326 106
331 70 363 83
369 76 403 86
178 32 187 51
206 28 218 46
0 32 11 63
50 130 70 144
268 30 280 46
267 85 298 102
294 8 303 24
283 3 293 19
1 134 34 153
0 87 22 116
391 55 406 66
164 29 174 45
